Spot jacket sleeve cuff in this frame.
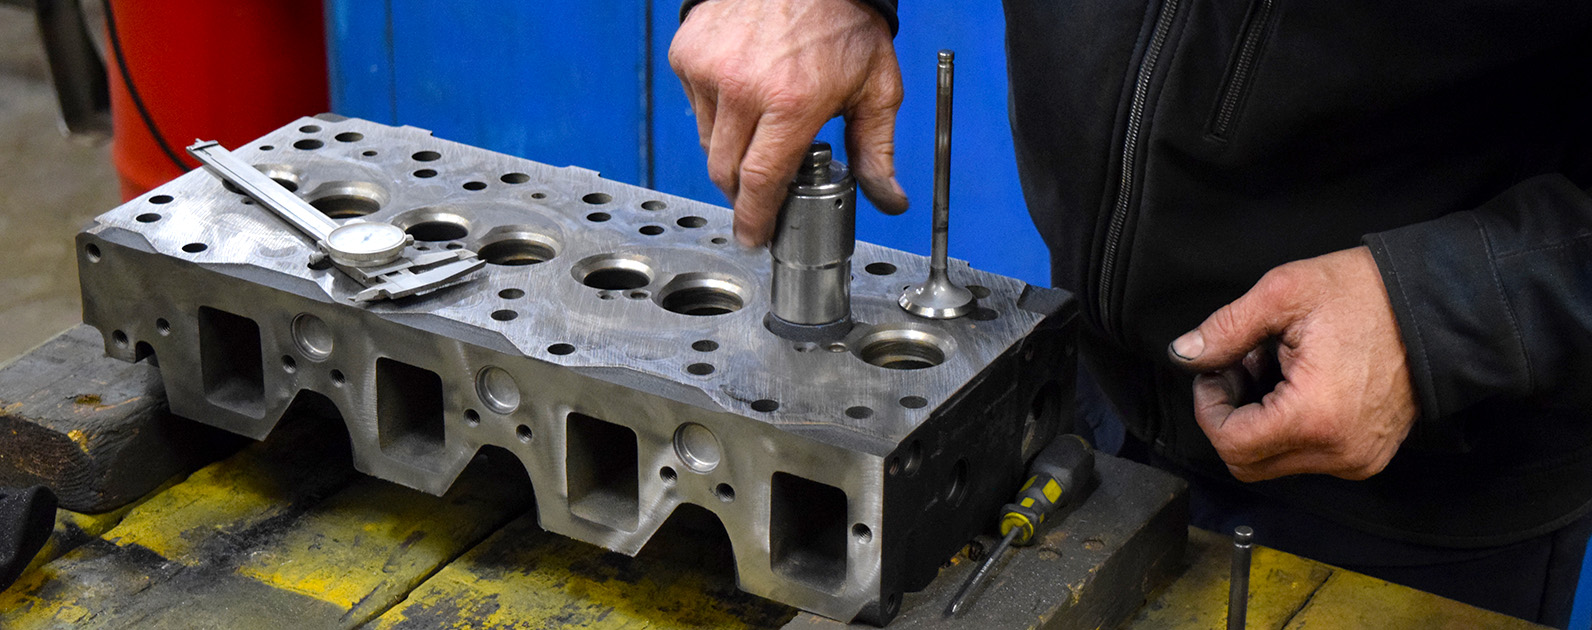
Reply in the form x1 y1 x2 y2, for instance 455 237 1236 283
680 0 900 36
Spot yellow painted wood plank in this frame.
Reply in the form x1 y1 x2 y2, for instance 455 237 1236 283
1282 569 1543 630
1125 528 1330 629
370 506 796 629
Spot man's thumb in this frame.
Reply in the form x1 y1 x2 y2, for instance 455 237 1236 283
1170 276 1295 371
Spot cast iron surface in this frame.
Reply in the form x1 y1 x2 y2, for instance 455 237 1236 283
75 115 1076 624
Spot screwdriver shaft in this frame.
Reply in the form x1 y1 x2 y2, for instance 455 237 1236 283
945 527 1018 616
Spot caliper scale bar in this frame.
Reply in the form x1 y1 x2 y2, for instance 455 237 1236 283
187 140 485 302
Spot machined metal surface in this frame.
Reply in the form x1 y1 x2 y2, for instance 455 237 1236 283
77 115 1077 625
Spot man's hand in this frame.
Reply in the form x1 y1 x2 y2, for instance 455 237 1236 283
669 0 908 246
1167 247 1419 482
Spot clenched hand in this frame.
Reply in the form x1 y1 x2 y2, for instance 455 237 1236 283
1168 246 1420 482
669 0 909 246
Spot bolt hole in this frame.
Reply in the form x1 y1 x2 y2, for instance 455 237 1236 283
865 262 897 276
361 150 378 157
293 139 323 150
136 213 161 223
582 192 612 204
155 318 171 335
413 169 437 178
947 459 969 503
462 181 487 191
751 399 779 413
281 355 297 373
299 124 321 133
714 483 736 503
968 285 992 299
334 132 363 142
639 225 665 236
626 290 649 300
852 523 872 543
899 396 928 409
412 150 441 162
85 243 101 262
517 424 533 442
659 467 678 485
330 369 347 386
826 342 847 353
676 216 706 228
182 243 208 253
547 343 575 355
445 242 464 250
686 362 715 376
586 212 611 222
846 406 874 420
491 309 519 322
258 145 274 151
464 409 480 426
111 330 128 347
641 200 666 211
710 237 728 245
501 172 530 184
531 192 548 199
149 194 173 204
793 342 817 353
498 288 525 300
691 339 718 352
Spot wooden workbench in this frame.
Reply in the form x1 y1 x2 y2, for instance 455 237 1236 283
0 327 1546 629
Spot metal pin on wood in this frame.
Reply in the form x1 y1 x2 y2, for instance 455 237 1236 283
1229 525 1253 630
900 49 976 319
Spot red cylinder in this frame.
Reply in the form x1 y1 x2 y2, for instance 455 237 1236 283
108 0 328 200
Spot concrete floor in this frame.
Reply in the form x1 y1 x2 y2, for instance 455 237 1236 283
0 7 122 363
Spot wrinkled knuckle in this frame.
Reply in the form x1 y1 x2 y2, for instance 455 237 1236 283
738 160 780 191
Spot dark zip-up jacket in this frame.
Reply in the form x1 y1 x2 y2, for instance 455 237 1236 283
685 0 1592 547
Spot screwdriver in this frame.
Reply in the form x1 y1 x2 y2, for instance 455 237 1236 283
944 434 1096 617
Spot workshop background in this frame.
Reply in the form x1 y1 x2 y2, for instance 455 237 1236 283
2 0 1592 627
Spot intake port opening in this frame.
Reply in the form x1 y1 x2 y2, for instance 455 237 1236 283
477 228 560 266
771 472 849 592
655 273 745 316
198 307 265 413
571 254 654 290
376 358 446 459
855 325 952 370
306 181 386 219
566 413 639 531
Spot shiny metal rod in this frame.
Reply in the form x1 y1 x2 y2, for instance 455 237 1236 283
1228 526 1253 630
944 527 1018 617
899 50 976 319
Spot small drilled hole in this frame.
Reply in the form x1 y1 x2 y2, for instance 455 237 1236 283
517 424 533 442
548 343 575 355
751 399 779 412
714 483 736 502
626 290 649 300
531 192 548 199
660 467 678 485
293 139 323 150
281 355 297 373
641 200 666 210
846 406 874 419
413 150 441 161
182 243 207 253
691 339 718 352
586 212 611 222
462 181 487 191
969 285 992 299
501 172 530 184
499 288 525 299
149 194 173 204
710 237 728 245
361 150 378 157
491 310 519 322
330 369 346 386
112 330 128 347
334 131 363 142
299 124 322 133
445 242 464 250
155 318 171 335
136 213 161 223
900 396 929 409
686 363 715 376
85 243 101 262
259 145 274 151
413 169 437 178
852 523 872 542
464 409 481 426
582 192 612 204
639 225 665 236
677 216 706 228
865 262 897 276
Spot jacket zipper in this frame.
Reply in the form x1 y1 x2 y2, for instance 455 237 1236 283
1097 0 1182 337
1209 0 1276 140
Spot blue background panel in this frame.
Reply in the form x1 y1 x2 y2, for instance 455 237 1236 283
327 1 1050 286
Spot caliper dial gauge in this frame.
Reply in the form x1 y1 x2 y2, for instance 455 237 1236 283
323 221 411 267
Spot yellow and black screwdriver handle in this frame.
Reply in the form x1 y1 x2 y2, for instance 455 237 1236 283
999 434 1096 546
